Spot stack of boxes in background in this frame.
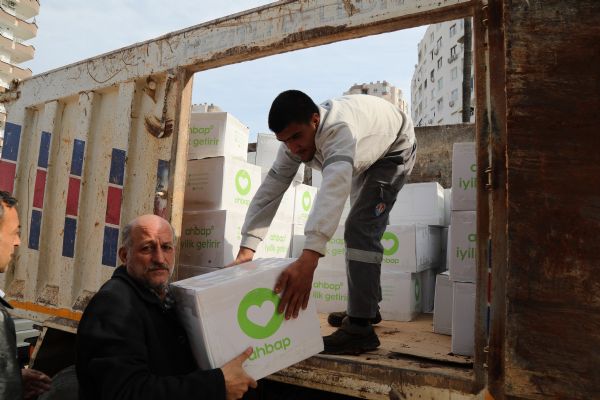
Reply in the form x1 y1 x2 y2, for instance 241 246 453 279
179 106 259 278
308 181 446 322
434 142 477 356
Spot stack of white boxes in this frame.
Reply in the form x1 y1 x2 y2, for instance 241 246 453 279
445 142 477 356
179 107 260 279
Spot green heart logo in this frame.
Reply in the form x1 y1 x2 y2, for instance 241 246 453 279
414 277 420 301
381 232 399 256
237 288 284 339
302 191 312 211
235 169 251 196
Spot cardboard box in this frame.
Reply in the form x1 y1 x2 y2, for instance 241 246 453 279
291 225 345 270
256 133 304 182
188 111 249 161
293 184 318 225
433 271 453 335
389 182 445 226
272 184 296 225
247 151 256 165
185 157 261 212
179 210 244 268
254 219 293 259
451 142 477 211
451 281 476 356
312 268 421 321
449 211 476 283
444 188 452 226
381 224 442 273
171 258 324 380
177 265 220 281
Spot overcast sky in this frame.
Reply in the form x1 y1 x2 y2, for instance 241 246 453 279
24 1 427 140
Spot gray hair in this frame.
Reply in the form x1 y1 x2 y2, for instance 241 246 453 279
121 217 176 249
0 191 17 225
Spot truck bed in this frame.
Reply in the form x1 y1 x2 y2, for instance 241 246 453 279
270 314 476 399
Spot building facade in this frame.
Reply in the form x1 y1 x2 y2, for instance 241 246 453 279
411 19 474 126
344 81 409 115
0 0 39 132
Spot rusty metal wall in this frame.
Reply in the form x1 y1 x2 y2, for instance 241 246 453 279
497 0 600 398
409 123 475 187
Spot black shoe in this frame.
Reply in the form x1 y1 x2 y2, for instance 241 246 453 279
322 317 381 355
327 310 382 328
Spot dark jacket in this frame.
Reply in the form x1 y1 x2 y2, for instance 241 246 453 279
0 296 22 400
76 266 225 400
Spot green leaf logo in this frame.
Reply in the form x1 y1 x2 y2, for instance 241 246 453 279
235 169 251 196
237 288 284 339
381 232 399 256
302 191 312 212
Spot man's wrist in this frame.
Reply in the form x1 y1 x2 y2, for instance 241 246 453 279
300 249 320 269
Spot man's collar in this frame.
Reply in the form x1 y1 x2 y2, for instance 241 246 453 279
113 266 172 308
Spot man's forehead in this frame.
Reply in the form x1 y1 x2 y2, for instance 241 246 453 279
132 222 173 242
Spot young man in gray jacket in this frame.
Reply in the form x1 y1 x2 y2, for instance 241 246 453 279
232 90 416 354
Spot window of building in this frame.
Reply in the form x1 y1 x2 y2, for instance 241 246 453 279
430 32 434 42
436 37 442 50
451 89 459 102
451 45 457 57
431 89 435 100
437 57 443 69
451 67 458 80
424 79 428 89
437 77 443 91
430 69 435 82
437 97 444 112
450 24 456 37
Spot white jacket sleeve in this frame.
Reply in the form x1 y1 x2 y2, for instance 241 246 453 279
303 125 355 256
241 144 301 250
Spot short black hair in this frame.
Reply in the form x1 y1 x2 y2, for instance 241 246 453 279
268 90 319 134
0 191 17 225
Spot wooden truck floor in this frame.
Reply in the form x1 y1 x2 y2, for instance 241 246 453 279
270 314 476 399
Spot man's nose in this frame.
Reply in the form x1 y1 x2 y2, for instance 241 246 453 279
15 236 21 247
153 247 167 264
287 142 300 154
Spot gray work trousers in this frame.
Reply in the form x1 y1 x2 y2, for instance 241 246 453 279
344 142 417 319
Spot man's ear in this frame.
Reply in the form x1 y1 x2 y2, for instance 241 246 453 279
312 112 320 128
118 247 128 264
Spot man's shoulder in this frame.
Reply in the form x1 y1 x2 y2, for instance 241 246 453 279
85 273 137 313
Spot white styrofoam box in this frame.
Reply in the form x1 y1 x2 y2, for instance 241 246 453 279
256 133 304 182
254 219 293 259
171 258 323 380
451 281 476 356
420 268 437 313
444 188 452 226
247 151 256 165
188 111 249 161
293 184 318 225
381 224 442 273
441 227 449 271
272 184 296 225
451 142 477 211
433 271 453 335
177 265 220 281
185 157 261 212
389 182 445 226
445 227 452 270
449 211 476 283
312 268 421 322
179 210 244 268
311 168 322 188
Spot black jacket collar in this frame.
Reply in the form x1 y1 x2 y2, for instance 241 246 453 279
112 266 165 307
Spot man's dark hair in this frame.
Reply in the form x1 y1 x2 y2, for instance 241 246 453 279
268 90 319 133
0 191 17 224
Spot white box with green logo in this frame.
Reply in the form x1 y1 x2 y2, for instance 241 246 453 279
184 157 261 212
389 182 445 226
312 267 422 322
170 258 324 380
451 142 477 211
188 111 249 161
381 224 442 273
433 271 453 335
449 211 476 283
176 265 220 281
256 133 304 182
272 184 296 225
451 281 476 356
291 225 345 270
254 219 293 259
179 210 244 268
293 184 318 225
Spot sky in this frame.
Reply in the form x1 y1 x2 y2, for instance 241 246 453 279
24 1 427 141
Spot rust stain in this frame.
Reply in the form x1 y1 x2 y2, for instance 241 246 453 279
72 290 96 311
7 279 25 299
144 115 174 138
144 76 157 103
36 285 59 306
341 0 359 17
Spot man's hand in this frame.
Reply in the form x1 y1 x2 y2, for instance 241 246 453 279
225 247 255 268
221 347 257 400
21 368 51 400
274 249 320 319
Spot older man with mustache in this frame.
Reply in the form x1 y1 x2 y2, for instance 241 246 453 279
76 214 256 400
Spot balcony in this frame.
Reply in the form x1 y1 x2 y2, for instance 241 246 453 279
0 58 32 81
0 6 38 40
0 33 34 63
15 0 40 20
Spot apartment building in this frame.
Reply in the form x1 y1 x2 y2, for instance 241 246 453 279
345 80 409 115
